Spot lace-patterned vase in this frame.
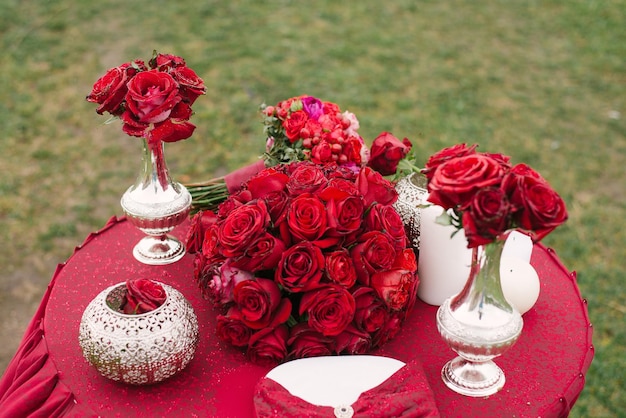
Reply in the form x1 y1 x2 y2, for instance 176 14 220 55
78 281 199 385
120 138 192 265
436 236 523 397
392 173 428 251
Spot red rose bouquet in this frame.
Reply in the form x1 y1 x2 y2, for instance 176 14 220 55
186 161 420 365
86 51 206 147
422 143 568 247
261 95 370 169
187 95 412 212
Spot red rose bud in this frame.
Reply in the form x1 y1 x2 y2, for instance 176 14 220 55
368 132 412 176
122 279 167 314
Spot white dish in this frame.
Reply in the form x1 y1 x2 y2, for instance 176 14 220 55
265 355 405 407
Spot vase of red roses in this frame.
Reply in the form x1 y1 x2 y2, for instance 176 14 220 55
78 279 199 385
423 144 568 397
186 160 419 366
87 51 206 264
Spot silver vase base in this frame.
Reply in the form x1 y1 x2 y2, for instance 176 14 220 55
132 235 186 265
441 356 505 397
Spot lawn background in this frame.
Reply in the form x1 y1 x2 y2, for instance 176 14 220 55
1 0 624 416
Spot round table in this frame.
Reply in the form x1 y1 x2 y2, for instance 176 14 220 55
4 217 594 417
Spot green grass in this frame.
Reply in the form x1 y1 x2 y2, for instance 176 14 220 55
1 0 624 415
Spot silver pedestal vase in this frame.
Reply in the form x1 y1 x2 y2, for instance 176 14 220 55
436 235 523 397
121 138 191 265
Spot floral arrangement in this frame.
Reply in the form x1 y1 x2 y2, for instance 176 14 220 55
106 279 167 314
86 51 206 146
261 95 369 168
188 94 412 212
422 143 568 247
186 161 420 365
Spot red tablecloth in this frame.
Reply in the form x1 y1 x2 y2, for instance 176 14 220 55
0 217 594 417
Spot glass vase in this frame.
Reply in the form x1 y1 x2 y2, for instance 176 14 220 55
120 138 192 265
436 235 523 397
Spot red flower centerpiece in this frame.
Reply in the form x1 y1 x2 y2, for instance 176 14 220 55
87 51 206 265
187 161 420 365
424 143 569 397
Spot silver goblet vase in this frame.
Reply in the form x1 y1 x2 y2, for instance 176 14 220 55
120 138 191 265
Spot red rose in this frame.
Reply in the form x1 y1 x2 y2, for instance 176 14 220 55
311 140 334 164
350 231 397 286
334 324 371 355
121 109 149 138
204 261 253 306
368 132 412 176
300 285 356 336
216 308 254 347
373 312 403 347
230 232 286 272
462 187 511 247
185 210 218 254
122 279 167 314
149 102 196 143
427 153 505 210
503 164 568 241
324 249 358 288
365 204 408 251
170 66 206 104
422 143 477 180
283 110 308 142
286 163 328 195
353 287 389 333
371 268 418 311
275 241 325 292
287 323 335 359
321 186 365 238
356 167 398 207
151 53 186 71
339 136 365 167
247 169 289 200
286 193 328 242
86 61 146 116
125 69 181 124
247 325 289 366
218 200 270 257
233 278 290 330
